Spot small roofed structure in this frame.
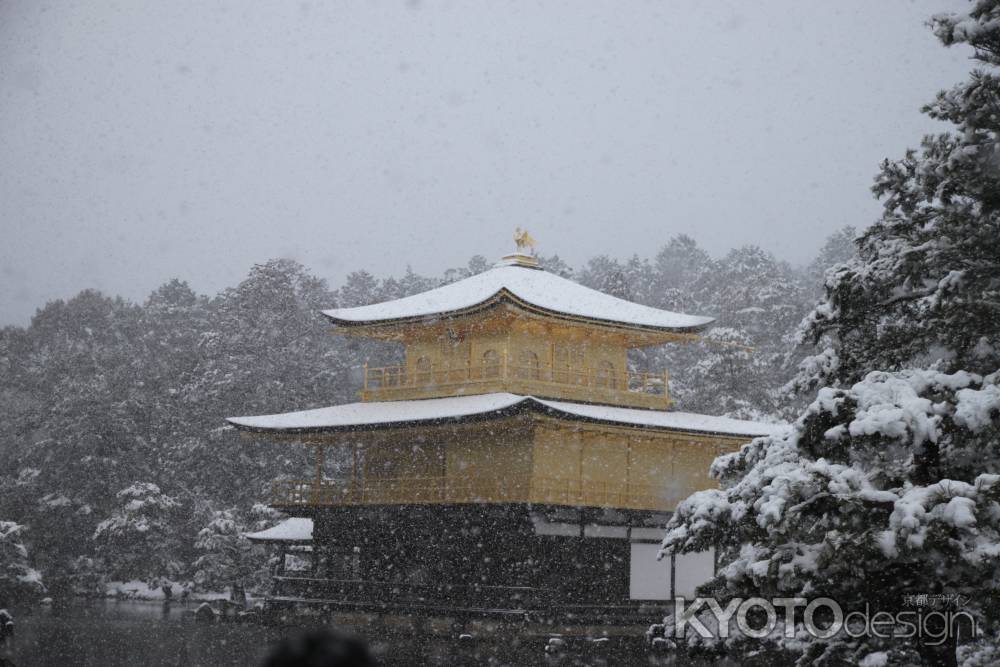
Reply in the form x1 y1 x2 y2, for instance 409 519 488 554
244 518 313 543
245 518 314 578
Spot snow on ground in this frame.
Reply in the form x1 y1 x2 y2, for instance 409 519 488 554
104 581 232 602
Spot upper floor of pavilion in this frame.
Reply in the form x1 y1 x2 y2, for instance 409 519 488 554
325 235 715 410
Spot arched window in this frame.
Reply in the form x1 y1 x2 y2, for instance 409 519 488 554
482 349 501 378
595 360 617 389
415 356 432 385
517 350 540 380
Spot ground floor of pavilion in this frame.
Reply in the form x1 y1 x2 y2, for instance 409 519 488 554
249 502 714 624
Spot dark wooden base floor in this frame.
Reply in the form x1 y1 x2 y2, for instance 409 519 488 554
268 503 669 623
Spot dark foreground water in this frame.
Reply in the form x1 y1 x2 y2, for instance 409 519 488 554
2 601 285 666
0 600 685 666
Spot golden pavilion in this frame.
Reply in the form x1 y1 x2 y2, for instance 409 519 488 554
232 236 773 622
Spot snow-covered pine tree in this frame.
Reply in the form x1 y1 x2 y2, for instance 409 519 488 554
682 327 781 422
655 244 808 419
661 2 1000 665
536 254 575 279
92 482 185 596
805 225 858 292
0 520 44 603
797 7 1000 390
651 234 712 314
192 507 269 597
664 370 1000 665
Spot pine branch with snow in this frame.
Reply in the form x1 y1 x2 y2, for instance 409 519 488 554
796 2 1000 391
664 369 1000 665
0 520 44 602
192 507 270 594
92 483 185 591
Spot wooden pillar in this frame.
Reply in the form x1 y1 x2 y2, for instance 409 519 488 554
670 553 676 600
351 442 360 502
277 544 287 576
664 368 671 406
311 513 334 580
314 445 325 486
626 436 632 500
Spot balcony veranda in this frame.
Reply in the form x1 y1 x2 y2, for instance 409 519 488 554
361 360 670 410
271 475 674 512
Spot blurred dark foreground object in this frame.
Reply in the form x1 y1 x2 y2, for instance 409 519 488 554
0 609 13 643
262 629 377 667
0 609 15 667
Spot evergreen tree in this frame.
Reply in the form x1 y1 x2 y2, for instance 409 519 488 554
797 5 1000 390
655 243 808 419
806 225 858 290
537 254 575 278
0 520 44 603
648 235 711 315
662 3 1000 665
93 483 185 594
682 327 782 421
192 506 269 595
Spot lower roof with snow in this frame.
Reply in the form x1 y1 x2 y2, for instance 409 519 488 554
227 393 779 439
244 518 313 542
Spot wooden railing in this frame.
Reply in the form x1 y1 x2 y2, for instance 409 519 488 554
268 577 665 622
271 576 554 613
361 360 670 409
530 476 666 510
272 475 670 511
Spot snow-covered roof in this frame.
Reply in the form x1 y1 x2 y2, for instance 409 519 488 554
322 263 714 332
227 393 779 438
244 518 313 542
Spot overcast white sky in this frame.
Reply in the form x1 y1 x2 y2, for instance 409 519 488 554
0 0 974 325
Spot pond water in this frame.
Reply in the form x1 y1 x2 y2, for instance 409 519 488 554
0 600 680 666
2 601 284 666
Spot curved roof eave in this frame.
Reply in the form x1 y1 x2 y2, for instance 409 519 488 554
226 394 779 439
321 264 715 334
228 399 530 435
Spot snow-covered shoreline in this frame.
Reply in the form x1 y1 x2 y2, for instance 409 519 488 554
100 580 245 603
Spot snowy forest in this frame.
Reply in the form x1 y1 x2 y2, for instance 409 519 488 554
0 229 853 603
